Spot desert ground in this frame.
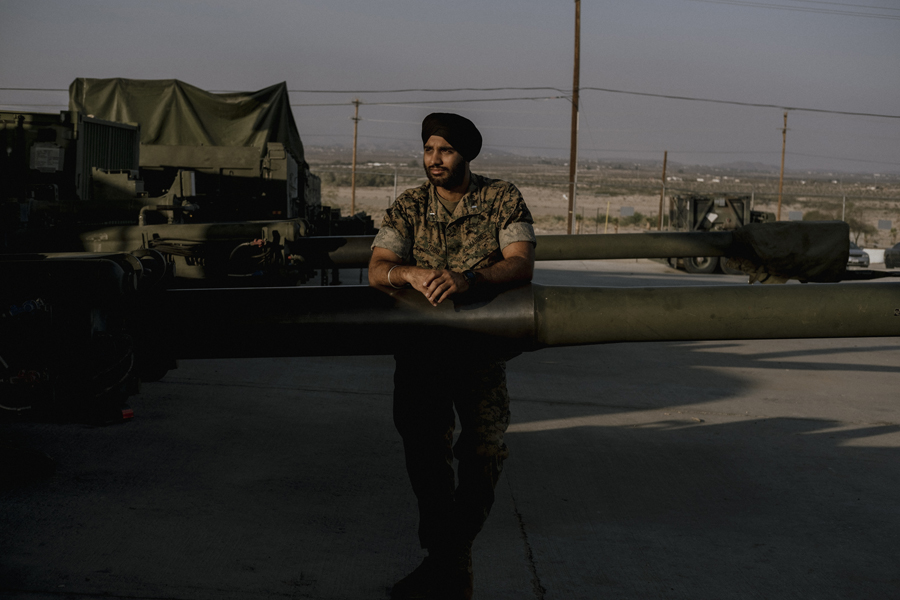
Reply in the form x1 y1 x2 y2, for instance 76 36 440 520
322 183 664 235
309 149 900 247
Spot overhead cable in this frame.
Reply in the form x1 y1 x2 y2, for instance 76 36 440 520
3 86 898 119
684 0 900 19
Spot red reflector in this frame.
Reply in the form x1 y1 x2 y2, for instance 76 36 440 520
121 408 135 419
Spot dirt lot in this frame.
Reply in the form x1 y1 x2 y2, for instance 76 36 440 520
312 153 900 245
324 184 662 235
322 182 900 243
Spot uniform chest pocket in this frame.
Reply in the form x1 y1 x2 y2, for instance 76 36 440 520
459 229 501 269
412 238 447 269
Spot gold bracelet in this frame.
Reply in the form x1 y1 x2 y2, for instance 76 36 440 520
387 264 402 289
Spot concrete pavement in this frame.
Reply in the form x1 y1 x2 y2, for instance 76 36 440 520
2 259 899 599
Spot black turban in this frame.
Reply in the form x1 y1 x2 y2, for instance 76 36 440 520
421 112 482 162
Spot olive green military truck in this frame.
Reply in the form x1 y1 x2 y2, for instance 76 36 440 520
668 194 775 274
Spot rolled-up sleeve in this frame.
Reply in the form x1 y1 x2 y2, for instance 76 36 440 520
372 226 411 260
372 196 414 260
498 183 537 250
499 221 536 249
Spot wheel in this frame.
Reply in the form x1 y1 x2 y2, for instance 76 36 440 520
683 256 718 274
720 258 745 275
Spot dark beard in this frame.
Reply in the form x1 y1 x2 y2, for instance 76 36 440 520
424 159 466 190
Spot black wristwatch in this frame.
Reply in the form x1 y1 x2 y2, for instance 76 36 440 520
463 270 477 287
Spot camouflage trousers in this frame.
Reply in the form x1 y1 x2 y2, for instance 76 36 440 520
393 352 511 552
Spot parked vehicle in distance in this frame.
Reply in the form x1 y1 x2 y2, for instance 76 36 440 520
667 194 775 274
884 242 900 269
848 241 870 268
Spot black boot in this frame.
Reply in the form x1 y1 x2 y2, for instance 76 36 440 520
391 554 443 600
438 542 473 600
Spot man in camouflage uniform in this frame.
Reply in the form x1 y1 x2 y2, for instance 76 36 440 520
369 113 536 600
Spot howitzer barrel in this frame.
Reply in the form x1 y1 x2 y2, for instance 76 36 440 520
534 282 900 346
164 284 536 359
288 235 376 268
533 232 734 261
291 232 737 268
163 281 900 359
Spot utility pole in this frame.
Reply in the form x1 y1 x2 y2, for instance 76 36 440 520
351 99 360 216
392 165 398 207
566 0 581 235
657 150 668 230
777 111 787 221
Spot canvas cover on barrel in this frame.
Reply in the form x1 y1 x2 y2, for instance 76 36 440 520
729 221 850 283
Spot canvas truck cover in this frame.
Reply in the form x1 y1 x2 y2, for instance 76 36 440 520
68 78 304 164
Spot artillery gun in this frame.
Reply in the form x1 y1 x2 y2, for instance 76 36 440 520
4 79 897 421
4 219 899 423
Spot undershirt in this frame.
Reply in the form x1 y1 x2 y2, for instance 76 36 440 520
437 195 460 217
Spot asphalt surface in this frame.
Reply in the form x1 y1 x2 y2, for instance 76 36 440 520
2 260 899 599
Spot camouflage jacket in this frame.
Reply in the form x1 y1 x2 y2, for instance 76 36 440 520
372 173 536 271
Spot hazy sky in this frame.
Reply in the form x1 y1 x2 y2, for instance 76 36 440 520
2 0 898 173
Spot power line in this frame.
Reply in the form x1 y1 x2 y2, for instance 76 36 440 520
491 143 900 167
0 88 68 92
291 93 900 119
0 96 563 110
579 87 900 119
286 86 567 95
2 86 898 119
362 118 563 132
368 104 557 115
683 0 900 19
292 96 567 107
0 86 567 95
0 86 567 96
294 90 900 120
789 0 900 11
